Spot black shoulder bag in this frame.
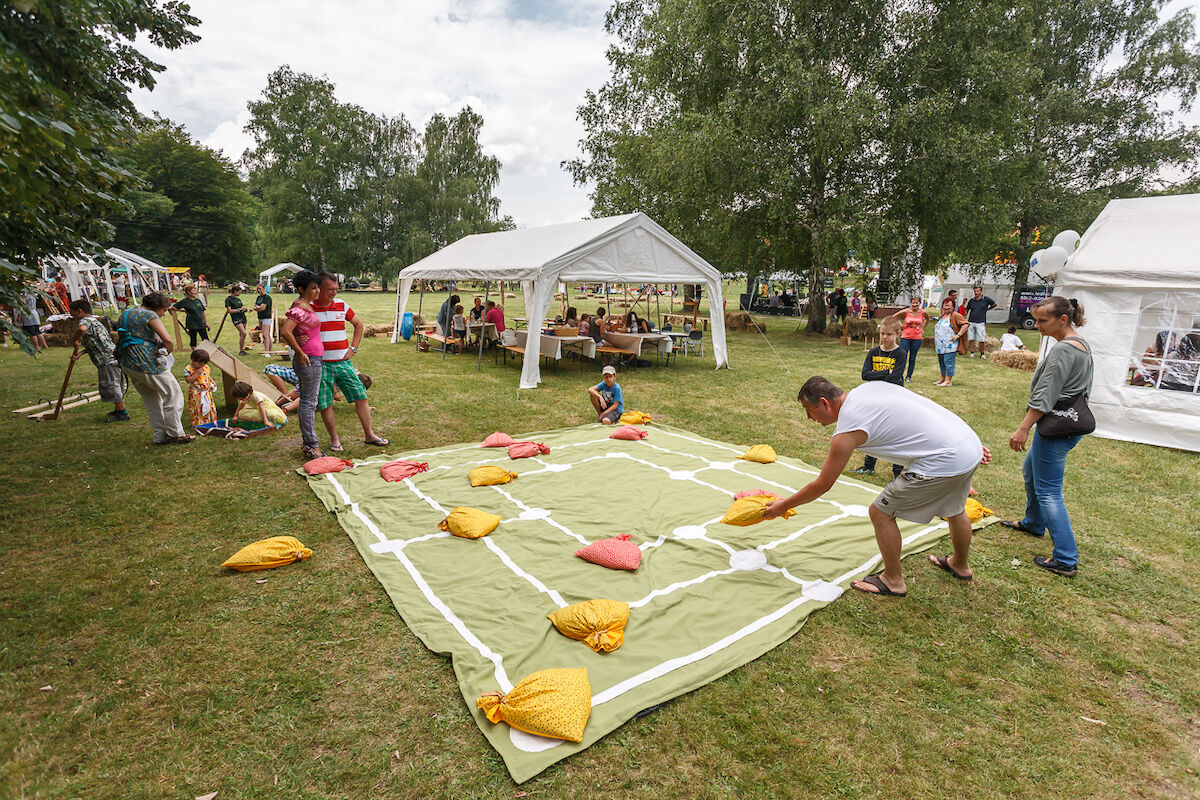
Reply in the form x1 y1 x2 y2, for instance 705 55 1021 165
1035 337 1095 438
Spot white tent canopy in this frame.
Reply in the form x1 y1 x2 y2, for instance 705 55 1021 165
258 262 304 290
1055 194 1200 452
391 213 729 388
104 248 171 296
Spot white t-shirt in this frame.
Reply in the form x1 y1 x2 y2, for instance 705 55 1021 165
834 382 982 477
1000 333 1024 351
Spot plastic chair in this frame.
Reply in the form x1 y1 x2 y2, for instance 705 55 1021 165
686 329 703 357
661 323 672 332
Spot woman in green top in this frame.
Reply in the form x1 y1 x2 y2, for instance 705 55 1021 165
171 284 208 347
224 284 249 355
1001 296 1093 578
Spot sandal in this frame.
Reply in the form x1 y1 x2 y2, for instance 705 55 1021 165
364 437 390 447
928 554 973 581
1034 556 1077 578
329 443 345 452
302 445 325 460
851 574 906 597
998 520 1043 537
168 435 196 445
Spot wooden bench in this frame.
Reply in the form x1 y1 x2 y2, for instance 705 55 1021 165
594 345 638 370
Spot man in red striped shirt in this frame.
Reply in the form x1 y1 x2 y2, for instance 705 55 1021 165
313 272 389 450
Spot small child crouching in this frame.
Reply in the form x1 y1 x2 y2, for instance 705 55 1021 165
231 380 287 429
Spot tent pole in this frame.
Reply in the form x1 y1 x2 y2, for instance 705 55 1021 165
476 281 489 371
655 285 661 330
416 282 424 352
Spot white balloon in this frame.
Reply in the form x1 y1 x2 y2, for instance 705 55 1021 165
1032 245 1069 278
1051 230 1080 253
1029 249 1047 278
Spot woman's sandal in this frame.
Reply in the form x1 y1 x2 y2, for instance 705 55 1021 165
302 446 325 460
851 574 907 597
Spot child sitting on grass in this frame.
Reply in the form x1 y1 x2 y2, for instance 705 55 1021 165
230 380 286 429
587 364 623 424
184 349 218 427
1000 325 1025 351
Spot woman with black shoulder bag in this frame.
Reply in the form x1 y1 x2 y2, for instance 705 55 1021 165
1000 296 1094 578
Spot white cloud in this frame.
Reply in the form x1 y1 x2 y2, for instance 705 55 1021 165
130 0 612 225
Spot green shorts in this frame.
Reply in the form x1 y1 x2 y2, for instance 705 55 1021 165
318 358 367 409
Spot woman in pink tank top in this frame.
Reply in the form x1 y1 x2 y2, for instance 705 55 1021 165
280 270 325 459
889 296 931 382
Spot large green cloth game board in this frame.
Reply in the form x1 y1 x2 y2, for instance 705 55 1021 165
305 423 971 781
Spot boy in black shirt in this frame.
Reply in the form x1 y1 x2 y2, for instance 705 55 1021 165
852 316 906 476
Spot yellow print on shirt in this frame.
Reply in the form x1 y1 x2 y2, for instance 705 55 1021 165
871 355 897 372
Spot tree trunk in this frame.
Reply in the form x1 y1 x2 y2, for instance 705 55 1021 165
805 222 827 333
1011 219 1034 312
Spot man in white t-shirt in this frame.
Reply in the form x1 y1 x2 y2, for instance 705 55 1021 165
764 376 992 597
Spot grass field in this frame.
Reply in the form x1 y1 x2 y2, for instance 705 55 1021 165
1 288 1196 799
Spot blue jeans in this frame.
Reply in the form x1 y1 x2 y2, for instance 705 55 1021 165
1020 429 1082 567
938 351 956 377
293 353 323 449
898 338 921 379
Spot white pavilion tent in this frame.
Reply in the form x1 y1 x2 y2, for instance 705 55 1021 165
391 213 730 388
1054 193 1200 452
258 262 304 291
105 248 171 296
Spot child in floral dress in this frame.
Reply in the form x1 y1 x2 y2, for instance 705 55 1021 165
184 349 217 427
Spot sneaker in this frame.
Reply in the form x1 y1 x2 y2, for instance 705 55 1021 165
981 353 988 359
105 411 131 422
1034 556 1077 578
238 350 249 356
852 466 875 475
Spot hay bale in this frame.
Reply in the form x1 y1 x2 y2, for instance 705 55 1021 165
43 333 72 347
984 335 1001 353
823 318 878 340
363 323 395 338
724 311 766 333
991 350 1039 371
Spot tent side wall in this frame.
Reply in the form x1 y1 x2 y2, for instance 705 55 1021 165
1061 282 1200 453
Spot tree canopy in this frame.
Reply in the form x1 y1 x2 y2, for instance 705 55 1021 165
107 117 257 285
0 0 198 345
570 0 1200 325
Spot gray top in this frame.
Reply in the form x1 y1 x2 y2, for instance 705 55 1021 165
1028 336 1093 412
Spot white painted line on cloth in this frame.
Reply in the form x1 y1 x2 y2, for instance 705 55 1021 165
481 538 568 608
325 474 514 692
758 512 850 552
627 568 738 609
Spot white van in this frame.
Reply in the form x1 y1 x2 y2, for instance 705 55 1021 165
936 266 1053 329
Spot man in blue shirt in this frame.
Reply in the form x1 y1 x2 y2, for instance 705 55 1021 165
964 285 997 358
588 365 624 424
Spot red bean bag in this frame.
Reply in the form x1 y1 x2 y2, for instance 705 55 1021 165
734 489 779 500
508 441 550 459
575 534 642 571
379 459 430 482
608 425 649 441
482 431 515 447
303 456 355 475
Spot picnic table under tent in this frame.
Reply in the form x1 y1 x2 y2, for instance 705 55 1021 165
390 213 730 388
1054 193 1200 452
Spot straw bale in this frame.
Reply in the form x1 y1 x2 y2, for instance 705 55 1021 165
991 350 1039 371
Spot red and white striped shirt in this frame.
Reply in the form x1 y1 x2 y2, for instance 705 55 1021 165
312 299 356 361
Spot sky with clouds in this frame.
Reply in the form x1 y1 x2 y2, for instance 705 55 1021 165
131 1 1200 231
130 0 614 228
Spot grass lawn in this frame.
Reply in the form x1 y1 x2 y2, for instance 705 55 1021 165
1 290 1196 799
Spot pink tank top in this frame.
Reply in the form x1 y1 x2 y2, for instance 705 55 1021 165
286 305 325 357
901 309 925 340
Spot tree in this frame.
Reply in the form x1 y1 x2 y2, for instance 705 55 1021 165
991 1 1200 305
0 0 198 348
569 1 888 332
107 117 257 284
243 66 359 272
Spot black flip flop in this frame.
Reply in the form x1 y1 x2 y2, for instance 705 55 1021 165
998 520 1043 537
928 554 973 581
852 574 907 597
364 437 390 447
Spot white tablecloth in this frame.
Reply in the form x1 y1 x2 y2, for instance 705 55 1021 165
602 330 673 355
514 330 597 360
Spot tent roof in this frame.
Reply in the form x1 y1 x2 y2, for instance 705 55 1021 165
398 213 721 284
259 262 304 279
1060 194 1200 288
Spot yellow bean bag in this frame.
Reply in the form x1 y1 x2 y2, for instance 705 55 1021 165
619 410 652 425
721 493 795 526
438 507 502 539
547 599 630 653
476 667 591 742
737 444 777 463
964 497 994 523
221 536 312 572
469 465 519 486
